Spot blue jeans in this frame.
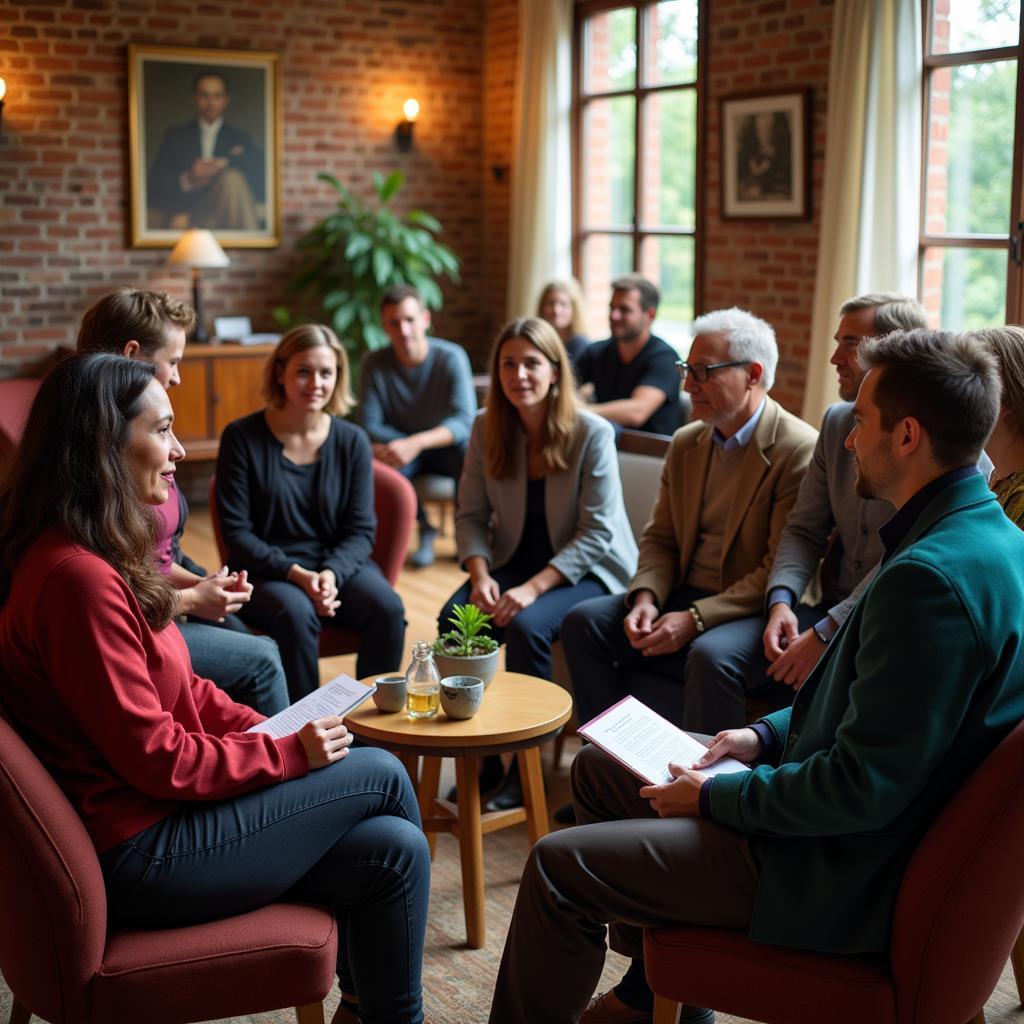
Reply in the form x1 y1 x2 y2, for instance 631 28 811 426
178 620 290 716
100 747 429 1024
440 567 608 681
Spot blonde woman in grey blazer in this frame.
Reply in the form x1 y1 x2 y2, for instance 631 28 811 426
439 317 637 810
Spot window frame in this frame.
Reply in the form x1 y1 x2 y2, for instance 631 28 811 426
919 2 1024 325
572 0 707 323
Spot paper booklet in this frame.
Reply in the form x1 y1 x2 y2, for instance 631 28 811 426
579 695 751 786
247 673 377 740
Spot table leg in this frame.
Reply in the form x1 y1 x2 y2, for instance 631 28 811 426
454 754 486 948
518 748 549 846
418 755 442 859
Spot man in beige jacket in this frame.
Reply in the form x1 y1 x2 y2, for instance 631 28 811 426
562 307 818 736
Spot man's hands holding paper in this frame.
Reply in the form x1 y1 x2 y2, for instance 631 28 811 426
638 727 763 817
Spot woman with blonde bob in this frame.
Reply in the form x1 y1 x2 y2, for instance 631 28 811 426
536 277 590 370
440 317 637 809
216 325 405 701
978 324 1024 528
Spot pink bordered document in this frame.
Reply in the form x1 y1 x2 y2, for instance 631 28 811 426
578 695 751 785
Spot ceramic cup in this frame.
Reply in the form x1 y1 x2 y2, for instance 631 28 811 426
373 675 408 713
440 675 485 720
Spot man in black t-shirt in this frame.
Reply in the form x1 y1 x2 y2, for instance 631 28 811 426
576 274 681 436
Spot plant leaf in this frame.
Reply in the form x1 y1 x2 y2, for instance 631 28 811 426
378 170 405 203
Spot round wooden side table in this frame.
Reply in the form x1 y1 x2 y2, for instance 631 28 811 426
346 670 572 949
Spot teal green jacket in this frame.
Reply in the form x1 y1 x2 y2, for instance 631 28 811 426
709 474 1024 954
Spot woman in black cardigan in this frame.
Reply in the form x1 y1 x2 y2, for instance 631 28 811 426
216 325 405 700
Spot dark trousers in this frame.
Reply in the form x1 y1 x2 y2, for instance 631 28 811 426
242 563 406 701
488 744 762 1024
101 747 430 1024
562 588 809 732
440 565 608 681
399 443 466 527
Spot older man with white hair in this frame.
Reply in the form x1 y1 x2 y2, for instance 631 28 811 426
562 307 819 737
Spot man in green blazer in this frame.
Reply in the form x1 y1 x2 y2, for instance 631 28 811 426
488 329 1024 1024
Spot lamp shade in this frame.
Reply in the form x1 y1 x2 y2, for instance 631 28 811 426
167 228 230 269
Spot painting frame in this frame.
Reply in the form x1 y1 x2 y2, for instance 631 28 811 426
128 43 281 248
720 88 811 221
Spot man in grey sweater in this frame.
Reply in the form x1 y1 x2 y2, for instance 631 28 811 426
360 284 476 567
693 293 928 728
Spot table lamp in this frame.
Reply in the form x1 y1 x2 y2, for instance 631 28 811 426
167 228 230 343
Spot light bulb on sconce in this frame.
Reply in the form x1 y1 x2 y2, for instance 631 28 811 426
396 98 419 152
0 76 7 132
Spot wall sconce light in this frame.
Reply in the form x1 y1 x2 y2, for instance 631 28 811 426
395 98 419 152
0 76 7 132
167 228 230 344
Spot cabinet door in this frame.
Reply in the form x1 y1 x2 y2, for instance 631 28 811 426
173 360 211 442
212 355 268 436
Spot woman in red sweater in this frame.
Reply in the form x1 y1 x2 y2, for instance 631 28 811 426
0 353 429 1024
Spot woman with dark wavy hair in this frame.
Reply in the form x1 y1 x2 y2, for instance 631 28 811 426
0 353 429 1024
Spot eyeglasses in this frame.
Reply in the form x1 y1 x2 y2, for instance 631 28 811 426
675 360 751 383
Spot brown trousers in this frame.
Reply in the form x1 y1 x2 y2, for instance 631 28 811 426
487 744 763 1024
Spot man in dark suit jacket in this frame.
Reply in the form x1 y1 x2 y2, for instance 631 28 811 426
147 71 265 231
488 329 1024 1024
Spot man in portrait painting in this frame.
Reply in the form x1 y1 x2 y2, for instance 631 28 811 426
147 70 266 232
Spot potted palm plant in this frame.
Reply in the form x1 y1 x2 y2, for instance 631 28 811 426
433 603 500 688
273 169 460 379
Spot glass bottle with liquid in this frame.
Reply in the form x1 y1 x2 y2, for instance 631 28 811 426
405 641 441 719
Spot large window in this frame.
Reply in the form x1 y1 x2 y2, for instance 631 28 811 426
573 0 702 347
920 0 1024 329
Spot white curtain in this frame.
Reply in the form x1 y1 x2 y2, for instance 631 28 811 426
803 0 922 424
506 0 574 321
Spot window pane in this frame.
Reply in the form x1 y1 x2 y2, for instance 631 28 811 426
639 89 696 229
925 60 1015 235
930 0 1020 55
640 235 694 350
581 234 635 337
584 7 636 93
644 0 698 86
921 246 1008 329
582 96 636 228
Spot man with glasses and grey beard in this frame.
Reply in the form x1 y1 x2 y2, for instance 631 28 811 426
561 307 818 739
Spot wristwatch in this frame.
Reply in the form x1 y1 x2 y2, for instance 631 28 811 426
812 623 831 645
688 605 706 634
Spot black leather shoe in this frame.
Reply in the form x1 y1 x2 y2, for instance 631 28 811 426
553 802 577 825
484 774 523 812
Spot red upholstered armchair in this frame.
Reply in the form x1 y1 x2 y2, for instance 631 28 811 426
0 714 338 1024
644 718 1024 1024
209 458 416 658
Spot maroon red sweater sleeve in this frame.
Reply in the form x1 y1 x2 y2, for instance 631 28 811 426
0 532 308 851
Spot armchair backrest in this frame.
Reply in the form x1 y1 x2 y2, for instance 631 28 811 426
890 717 1024 1023
616 429 670 543
0 713 107 1023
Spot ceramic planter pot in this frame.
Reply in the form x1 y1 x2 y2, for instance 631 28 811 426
433 647 500 689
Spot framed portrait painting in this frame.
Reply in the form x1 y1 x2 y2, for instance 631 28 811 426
128 44 281 248
720 89 810 220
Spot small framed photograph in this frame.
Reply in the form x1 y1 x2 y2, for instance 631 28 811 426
128 44 281 248
720 89 811 220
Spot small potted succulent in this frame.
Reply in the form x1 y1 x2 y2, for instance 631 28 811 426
433 603 500 688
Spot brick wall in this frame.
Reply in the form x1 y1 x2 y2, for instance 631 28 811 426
0 0 503 376
702 0 834 413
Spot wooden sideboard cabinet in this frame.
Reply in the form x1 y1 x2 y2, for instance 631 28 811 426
174 343 275 460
